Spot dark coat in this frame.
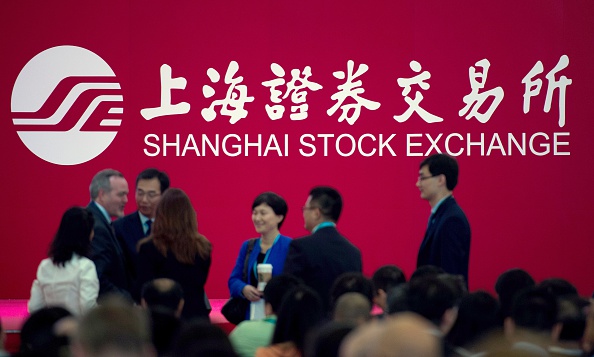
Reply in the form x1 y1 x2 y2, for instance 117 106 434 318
417 196 471 284
283 226 362 313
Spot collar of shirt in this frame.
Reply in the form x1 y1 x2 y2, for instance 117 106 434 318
93 201 111 223
431 194 452 215
312 221 336 233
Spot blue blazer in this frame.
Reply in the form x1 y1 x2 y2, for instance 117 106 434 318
228 234 292 298
417 196 471 284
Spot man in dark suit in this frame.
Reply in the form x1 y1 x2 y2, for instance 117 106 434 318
87 169 132 300
284 186 362 313
113 168 169 281
416 154 471 285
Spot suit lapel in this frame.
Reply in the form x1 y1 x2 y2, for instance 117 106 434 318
420 196 453 251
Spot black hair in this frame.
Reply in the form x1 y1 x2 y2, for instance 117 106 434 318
410 265 445 283
272 285 325 352
538 277 578 298
305 321 355 357
263 274 303 313
136 168 170 193
405 276 459 326
511 286 558 332
309 186 343 222
372 265 406 293
330 272 375 311
251 191 288 229
420 154 459 191
446 290 502 347
495 268 535 318
171 320 237 357
19 306 72 356
49 207 94 267
557 295 589 342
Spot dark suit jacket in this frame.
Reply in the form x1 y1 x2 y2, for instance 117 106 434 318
283 226 362 313
87 201 132 299
417 196 471 284
113 211 146 280
137 239 211 320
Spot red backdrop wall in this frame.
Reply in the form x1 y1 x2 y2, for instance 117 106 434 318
1 1 593 299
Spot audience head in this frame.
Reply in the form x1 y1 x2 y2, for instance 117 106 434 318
141 278 185 318
505 286 561 341
410 265 445 283
387 283 411 315
304 321 354 357
341 312 443 357
49 207 95 267
438 273 468 300
303 186 342 231
263 274 303 315
171 320 237 357
371 265 406 311
19 306 73 357
555 295 588 344
495 268 536 319
135 168 170 219
71 296 154 357
332 292 371 325
150 188 211 262
272 285 325 352
537 278 578 298
251 191 288 232
419 153 459 191
400 275 460 333
329 272 374 313
446 290 503 348
89 169 129 218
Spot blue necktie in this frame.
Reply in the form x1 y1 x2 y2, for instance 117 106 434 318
145 220 152 236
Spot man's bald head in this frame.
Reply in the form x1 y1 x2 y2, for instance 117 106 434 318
141 278 184 317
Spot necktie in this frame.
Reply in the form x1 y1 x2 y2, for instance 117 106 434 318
146 220 152 236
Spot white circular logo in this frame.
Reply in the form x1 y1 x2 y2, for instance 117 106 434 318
11 45 123 165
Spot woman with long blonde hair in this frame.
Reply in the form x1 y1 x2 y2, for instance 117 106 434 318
137 188 212 320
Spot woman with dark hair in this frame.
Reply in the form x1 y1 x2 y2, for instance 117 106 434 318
137 188 212 320
28 207 97 316
228 192 292 322
255 285 325 357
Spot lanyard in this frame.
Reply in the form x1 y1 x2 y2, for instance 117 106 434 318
312 221 336 233
253 234 280 278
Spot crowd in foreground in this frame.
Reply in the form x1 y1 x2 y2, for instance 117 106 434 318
4 265 594 357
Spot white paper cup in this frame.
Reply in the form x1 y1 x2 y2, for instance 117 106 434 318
257 264 273 290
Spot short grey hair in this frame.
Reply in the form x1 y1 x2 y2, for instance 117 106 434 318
90 169 124 200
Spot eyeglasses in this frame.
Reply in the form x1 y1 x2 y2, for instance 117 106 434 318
136 190 161 199
418 174 439 181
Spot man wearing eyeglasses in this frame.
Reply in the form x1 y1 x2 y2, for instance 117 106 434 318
284 186 362 313
416 154 470 286
113 168 169 283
